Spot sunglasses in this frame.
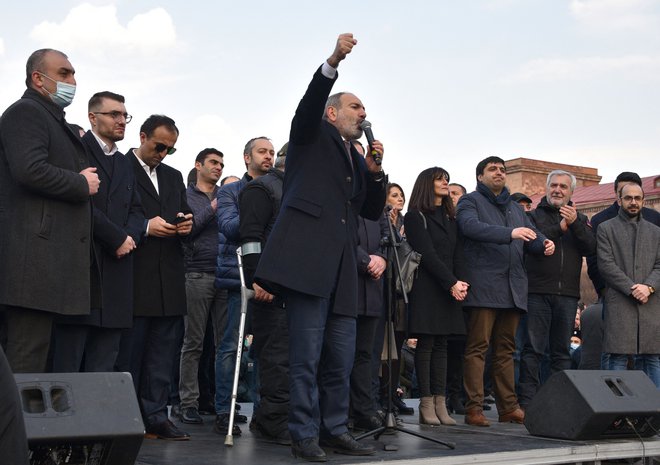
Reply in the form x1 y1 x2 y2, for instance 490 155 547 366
154 142 177 155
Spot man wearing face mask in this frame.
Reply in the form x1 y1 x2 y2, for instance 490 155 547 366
517 170 595 410
0 48 100 373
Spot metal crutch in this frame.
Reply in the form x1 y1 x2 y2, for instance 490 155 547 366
224 246 254 446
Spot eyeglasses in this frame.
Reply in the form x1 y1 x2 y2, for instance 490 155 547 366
94 111 132 123
154 142 177 155
621 195 643 202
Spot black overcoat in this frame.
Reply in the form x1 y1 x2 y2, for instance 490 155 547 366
63 132 145 327
356 215 388 317
255 67 386 316
404 207 466 336
127 151 190 317
0 89 92 315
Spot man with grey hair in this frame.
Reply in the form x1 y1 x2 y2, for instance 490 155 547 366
255 34 386 460
518 169 596 409
0 48 99 372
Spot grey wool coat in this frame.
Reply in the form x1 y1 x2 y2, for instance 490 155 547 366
0 89 93 315
597 208 660 354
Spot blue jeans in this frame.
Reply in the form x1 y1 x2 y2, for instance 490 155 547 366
286 289 356 441
214 289 241 414
518 294 577 407
609 354 660 388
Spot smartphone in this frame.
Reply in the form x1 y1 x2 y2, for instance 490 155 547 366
171 216 188 225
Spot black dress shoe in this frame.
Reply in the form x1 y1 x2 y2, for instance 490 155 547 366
145 420 190 440
198 402 216 416
320 432 375 456
393 396 415 415
447 394 466 415
291 437 327 462
252 421 292 446
352 415 395 435
213 413 241 436
180 407 203 424
352 415 382 431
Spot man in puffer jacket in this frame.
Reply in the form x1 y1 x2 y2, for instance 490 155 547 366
213 136 274 435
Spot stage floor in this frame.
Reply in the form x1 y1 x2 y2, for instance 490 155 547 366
136 400 660 465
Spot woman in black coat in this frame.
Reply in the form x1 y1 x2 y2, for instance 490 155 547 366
404 167 468 425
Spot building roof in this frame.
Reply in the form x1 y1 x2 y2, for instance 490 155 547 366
572 174 660 207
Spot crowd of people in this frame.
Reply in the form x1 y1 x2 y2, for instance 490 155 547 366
1 34 659 464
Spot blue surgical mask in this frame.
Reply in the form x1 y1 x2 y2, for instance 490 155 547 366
39 72 76 108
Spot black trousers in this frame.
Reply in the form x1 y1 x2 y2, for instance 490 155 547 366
0 346 29 465
415 334 448 397
3 306 53 373
51 324 122 372
250 300 289 436
350 314 380 418
122 316 184 427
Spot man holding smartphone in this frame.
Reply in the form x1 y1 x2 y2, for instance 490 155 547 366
120 114 193 441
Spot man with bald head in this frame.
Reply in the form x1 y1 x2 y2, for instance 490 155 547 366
255 34 386 460
0 48 99 372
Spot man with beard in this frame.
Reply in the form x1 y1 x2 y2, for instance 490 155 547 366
238 144 290 444
0 48 99 373
122 114 193 440
456 156 554 427
255 34 386 460
518 170 595 408
52 91 145 372
178 148 227 424
214 137 274 436
587 172 660 300
597 183 660 387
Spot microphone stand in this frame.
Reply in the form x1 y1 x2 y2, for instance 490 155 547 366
355 209 455 450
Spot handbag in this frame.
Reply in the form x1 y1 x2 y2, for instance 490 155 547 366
394 212 425 295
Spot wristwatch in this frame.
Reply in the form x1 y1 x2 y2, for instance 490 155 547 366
648 285 656 295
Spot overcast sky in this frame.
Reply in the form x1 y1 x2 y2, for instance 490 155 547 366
2 0 659 200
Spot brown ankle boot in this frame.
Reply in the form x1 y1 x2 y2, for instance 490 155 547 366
433 395 457 425
498 408 525 424
465 408 490 427
418 397 441 425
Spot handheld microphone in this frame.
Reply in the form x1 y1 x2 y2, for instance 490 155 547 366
359 120 381 166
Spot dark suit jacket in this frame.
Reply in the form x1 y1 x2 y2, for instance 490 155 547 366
405 207 466 336
356 215 388 318
59 132 145 327
0 89 92 315
127 150 191 317
255 66 386 316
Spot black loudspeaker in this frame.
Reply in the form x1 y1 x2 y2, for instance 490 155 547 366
524 370 660 440
15 372 144 465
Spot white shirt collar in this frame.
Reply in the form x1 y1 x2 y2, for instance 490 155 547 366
90 130 118 156
133 149 159 194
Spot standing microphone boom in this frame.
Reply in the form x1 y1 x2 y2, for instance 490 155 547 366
360 120 382 166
